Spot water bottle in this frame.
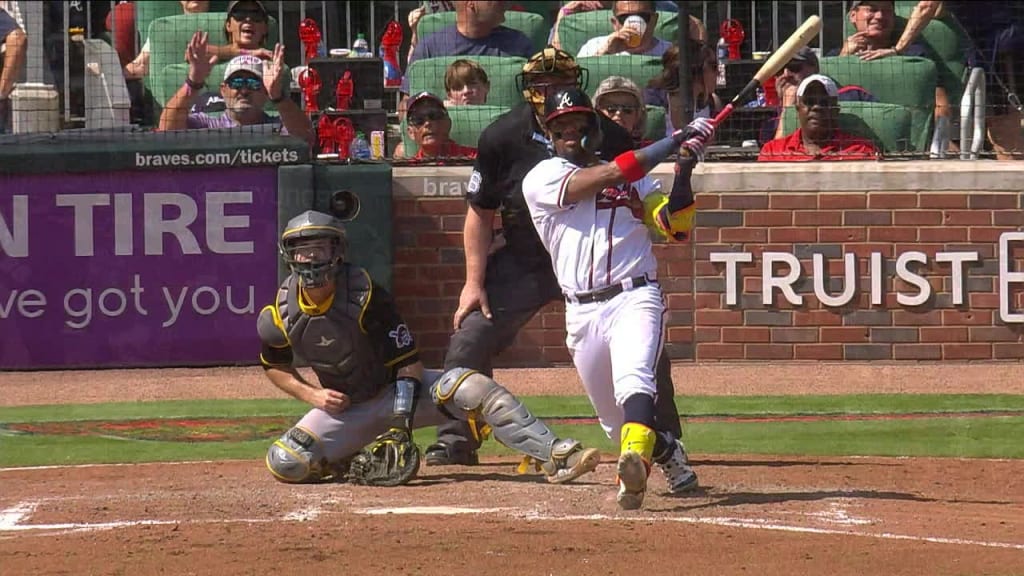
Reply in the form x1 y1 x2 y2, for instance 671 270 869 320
349 131 372 160
717 37 728 61
352 33 370 57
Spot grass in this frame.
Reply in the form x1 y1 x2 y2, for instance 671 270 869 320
1 394 1023 467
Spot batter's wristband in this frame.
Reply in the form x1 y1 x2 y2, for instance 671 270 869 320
614 151 646 182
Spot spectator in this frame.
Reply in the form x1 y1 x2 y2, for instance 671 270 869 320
214 0 273 62
765 46 877 142
0 0 25 132
861 0 1023 159
393 92 477 160
402 0 534 96
758 74 881 162
550 1 706 52
124 1 212 80
576 1 671 57
645 39 722 137
444 58 490 106
407 1 457 66
836 1 928 58
593 75 648 145
158 33 311 142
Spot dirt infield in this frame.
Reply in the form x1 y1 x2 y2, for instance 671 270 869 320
1 363 1023 575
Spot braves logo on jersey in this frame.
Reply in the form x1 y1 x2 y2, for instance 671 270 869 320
596 184 643 220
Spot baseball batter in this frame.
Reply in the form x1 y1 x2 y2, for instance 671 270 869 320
255 210 600 487
522 88 715 509
430 48 688 479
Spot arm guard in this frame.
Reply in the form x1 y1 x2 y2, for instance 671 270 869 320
645 159 698 243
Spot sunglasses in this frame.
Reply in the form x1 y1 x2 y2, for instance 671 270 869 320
408 110 448 126
601 104 638 115
225 77 263 91
615 12 653 25
230 8 267 22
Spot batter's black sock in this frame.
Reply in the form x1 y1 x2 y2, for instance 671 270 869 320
622 393 671 458
652 430 677 464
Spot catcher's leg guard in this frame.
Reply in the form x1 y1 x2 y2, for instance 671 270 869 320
266 426 339 484
433 368 599 482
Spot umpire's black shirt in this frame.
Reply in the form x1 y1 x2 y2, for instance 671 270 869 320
466 101 635 269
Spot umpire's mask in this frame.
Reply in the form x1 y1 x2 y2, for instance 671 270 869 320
279 210 348 289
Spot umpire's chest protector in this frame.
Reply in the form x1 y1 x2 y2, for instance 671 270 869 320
276 267 388 403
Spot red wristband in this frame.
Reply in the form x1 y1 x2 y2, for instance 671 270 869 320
614 151 646 182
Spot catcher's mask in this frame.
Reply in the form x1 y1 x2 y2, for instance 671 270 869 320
543 87 603 155
279 210 348 289
516 46 588 118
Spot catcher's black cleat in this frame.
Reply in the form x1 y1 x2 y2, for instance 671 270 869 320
424 442 479 466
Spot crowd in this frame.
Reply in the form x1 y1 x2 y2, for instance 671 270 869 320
0 0 1020 159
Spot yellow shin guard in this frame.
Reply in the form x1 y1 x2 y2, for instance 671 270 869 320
620 423 655 464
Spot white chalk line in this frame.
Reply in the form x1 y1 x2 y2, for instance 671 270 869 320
0 460 242 473
355 506 1024 551
0 499 321 540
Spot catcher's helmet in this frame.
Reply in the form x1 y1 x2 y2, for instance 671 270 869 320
516 46 588 117
279 210 348 288
543 88 603 153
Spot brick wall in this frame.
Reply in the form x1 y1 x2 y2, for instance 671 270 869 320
391 163 1024 367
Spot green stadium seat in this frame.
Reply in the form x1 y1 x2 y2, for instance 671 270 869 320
154 62 288 117
399 105 510 158
780 101 915 154
416 11 550 54
643 105 667 141
135 0 232 51
578 55 664 97
406 56 527 109
842 1 970 105
557 10 679 58
818 55 936 153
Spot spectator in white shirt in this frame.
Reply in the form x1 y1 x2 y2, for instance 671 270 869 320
576 0 671 57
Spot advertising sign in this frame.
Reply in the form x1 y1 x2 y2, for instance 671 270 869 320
1 167 280 369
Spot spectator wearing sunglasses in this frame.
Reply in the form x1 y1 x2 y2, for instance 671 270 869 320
213 0 273 62
761 47 875 143
393 92 478 160
593 75 648 146
444 59 491 107
577 1 672 57
158 39 312 143
758 74 880 162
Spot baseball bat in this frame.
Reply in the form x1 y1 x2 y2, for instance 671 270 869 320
711 15 823 127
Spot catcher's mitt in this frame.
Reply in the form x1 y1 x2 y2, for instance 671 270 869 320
348 427 421 487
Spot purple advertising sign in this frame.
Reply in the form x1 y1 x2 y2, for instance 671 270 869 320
0 167 279 369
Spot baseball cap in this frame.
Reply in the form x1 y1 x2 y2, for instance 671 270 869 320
796 74 840 98
593 76 643 108
848 0 893 11
787 46 819 67
407 91 447 112
223 54 265 81
227 0 268 15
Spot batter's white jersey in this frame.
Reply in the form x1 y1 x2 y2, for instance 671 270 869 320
522 156 661 295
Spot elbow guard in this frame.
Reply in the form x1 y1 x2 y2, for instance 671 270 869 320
643 192 696 243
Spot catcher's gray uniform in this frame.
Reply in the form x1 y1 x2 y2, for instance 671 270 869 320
257 251 598 485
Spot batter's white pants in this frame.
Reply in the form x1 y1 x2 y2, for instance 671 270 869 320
564 284 666 442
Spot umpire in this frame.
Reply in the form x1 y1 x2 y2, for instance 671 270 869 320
426 47 686 466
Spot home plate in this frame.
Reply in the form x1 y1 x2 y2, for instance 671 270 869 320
356 506 511 516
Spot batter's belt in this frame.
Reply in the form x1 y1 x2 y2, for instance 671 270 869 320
564 274 655 305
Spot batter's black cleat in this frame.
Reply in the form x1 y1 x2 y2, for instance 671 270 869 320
424 442 479 466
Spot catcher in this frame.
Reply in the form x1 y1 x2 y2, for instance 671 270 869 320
257 210 601 487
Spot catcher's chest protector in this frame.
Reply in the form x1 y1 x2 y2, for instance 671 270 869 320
277 267 388 403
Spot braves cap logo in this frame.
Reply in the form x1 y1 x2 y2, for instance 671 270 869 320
558 92 574 109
